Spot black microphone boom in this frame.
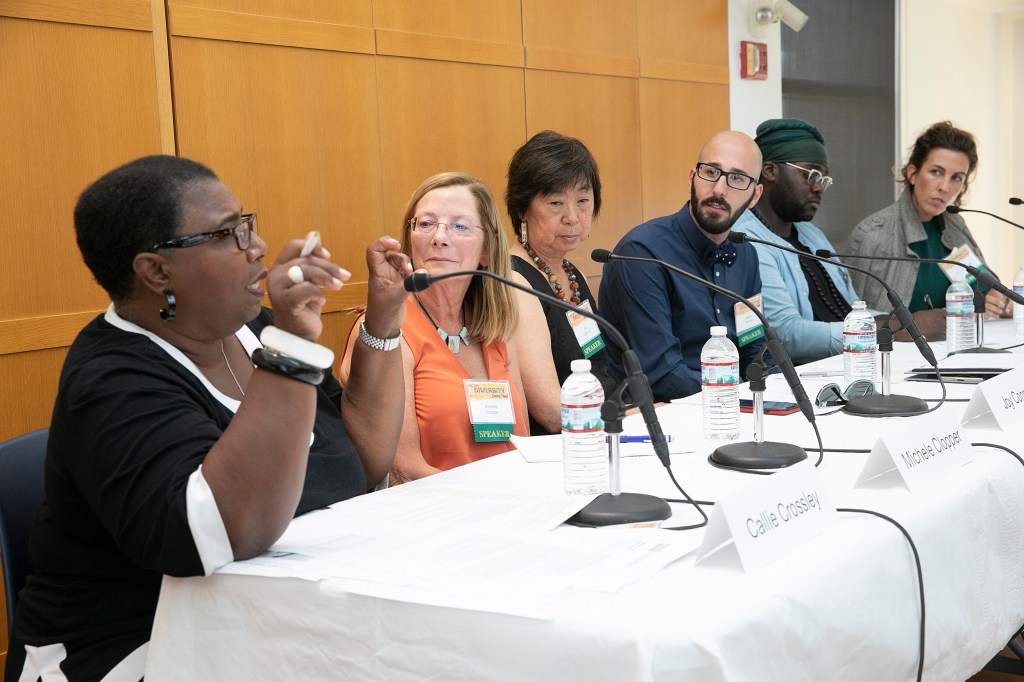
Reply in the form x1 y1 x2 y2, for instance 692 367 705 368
1010 197 1022 206
946 205 1024 231
729 232 935 417
818 249 1024 307
404 267 673 525
594 247 810 470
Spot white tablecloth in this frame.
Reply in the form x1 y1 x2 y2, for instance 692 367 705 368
145 321 1024 681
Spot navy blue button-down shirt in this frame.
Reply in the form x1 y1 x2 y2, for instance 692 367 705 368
599 203 765 401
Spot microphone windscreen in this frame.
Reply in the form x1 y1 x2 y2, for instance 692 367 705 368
814 249 835 258
403 272 432 292
1011 197 1023 206
946 205 962 214
726 231 747 244
591 248 612 263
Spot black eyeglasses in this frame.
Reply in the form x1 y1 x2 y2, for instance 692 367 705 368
695 163 757 191
150 213 257 252
814 379 877 407
784 163 834 191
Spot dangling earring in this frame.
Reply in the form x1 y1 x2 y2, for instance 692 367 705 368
520 221 528 245
159 289 176 322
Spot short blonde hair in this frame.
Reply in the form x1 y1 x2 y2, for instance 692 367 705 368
400 172 518 344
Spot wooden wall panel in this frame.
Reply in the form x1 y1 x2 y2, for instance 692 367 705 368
522 0 638 77
639 78 731 221
524 70 642 280
374 0 522 45
376 57 527 234
170 0 373 26
0 17 165 321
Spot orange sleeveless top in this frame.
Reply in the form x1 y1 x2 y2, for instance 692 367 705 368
402 298 528 470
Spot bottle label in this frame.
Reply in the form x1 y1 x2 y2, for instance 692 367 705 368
1014 283 1024 295
945 300 974 316
701 360 739 387
843 331 876 352
562 401 603 433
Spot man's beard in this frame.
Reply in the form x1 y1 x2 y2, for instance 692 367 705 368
769 176 819 223
689 179 755 235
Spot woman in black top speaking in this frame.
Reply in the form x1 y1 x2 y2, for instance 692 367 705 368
6 155 410 680
506 131 615 435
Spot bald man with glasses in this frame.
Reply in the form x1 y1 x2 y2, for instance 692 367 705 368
600 130 767 401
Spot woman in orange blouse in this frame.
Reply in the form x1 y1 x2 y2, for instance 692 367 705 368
344 172 556 483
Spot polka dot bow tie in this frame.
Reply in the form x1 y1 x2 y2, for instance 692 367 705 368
705 242 738 268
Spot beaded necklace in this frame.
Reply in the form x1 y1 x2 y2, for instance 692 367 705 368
415 296 471 354
750 207 851 321
522 241 581 305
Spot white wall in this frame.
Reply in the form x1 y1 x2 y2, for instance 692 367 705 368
728 0 1024 279
727 0 782 137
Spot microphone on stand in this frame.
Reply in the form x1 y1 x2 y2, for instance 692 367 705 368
592 248 810 470
405 268 672 525
726 232 936 417
946 205 1024 230
820 249 1023 353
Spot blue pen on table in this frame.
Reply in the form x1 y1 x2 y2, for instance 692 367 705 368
608 435 672 443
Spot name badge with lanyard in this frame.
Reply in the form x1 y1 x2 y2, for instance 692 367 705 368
734 293 765 347
464 379 516 442
566 299 606 358
939 244 985 285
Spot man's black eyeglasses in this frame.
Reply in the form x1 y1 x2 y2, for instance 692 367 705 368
694 163 757 191
151 213 257 252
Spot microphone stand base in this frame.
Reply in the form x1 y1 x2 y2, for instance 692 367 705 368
568 492 671 527
949 346 1011 354
843 393 929 417
709 441 807 470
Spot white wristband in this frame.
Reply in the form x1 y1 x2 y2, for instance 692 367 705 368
259 326 335 369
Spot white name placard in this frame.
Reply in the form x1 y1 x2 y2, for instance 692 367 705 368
694 460 836 573
961 366 1024 432
854 412 972 491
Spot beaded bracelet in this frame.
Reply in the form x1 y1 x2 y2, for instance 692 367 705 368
251 348 325 386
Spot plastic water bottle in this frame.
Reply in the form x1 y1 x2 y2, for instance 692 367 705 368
561 359 607 495
1013 263 1024 339
843 301 877 388
946 277 977 352
701 326 740 441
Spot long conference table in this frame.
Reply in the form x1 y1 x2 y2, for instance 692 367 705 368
146 320 1024 681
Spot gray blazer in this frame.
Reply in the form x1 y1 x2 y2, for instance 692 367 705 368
846 189 989 311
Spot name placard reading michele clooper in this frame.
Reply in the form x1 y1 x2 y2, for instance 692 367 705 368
694 460 837 573
855 412 971 491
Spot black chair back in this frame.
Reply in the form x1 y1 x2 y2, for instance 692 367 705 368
0 427 48 632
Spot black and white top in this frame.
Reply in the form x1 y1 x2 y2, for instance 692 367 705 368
512 255 616 435
6 306 366 682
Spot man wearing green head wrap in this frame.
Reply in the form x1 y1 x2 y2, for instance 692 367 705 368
734 118 946 364
733 119 868 363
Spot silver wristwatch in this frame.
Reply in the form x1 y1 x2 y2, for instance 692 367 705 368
358 320 402 351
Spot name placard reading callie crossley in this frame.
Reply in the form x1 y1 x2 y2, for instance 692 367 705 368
694 460 836 573
960 366 1024 432
854 412 971 491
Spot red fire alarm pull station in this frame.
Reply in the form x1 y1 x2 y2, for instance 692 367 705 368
740 41 768 80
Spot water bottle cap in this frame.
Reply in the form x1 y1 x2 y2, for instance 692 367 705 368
709 326 727 336
852 300 866 309
570 359 591 372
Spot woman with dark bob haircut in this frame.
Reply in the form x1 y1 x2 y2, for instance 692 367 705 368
847 121 1010 320
505 130 615 435
6 155 411 680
